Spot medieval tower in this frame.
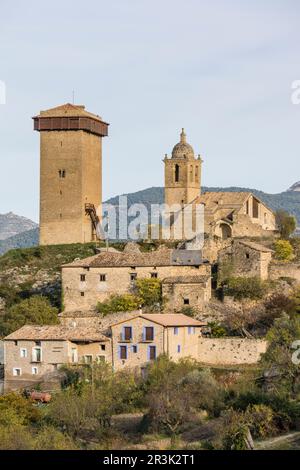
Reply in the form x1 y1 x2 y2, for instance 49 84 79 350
33 103 109 245
164 129 202 208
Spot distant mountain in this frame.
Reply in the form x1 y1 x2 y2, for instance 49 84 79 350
106 186 300 228
288 182 300 192
0 212 38 241
0 185 299 255
0 227 39 255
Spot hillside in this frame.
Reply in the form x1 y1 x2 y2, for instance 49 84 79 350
0 212 37 240
0 185 299 255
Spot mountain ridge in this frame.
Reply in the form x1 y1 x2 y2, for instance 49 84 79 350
1 185 299 255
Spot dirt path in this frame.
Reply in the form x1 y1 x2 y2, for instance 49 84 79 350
255 431 300 450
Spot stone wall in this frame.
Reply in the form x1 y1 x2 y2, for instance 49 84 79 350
198 338 267 365
162 278 211 312
269 262 300 283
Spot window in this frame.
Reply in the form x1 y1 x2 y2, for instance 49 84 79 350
100 344 106 351
32 347 42 362
20 348 27 358
144 326 154 341
246 253 250 259
58 169 66 178
148 345 156 360
13 368 21 376
177 345 181 353
132 345 138 353
97 355 105 363
151 272 158 279
84 355 93 364
80 274 86 282
71 348 78 363
119 345 127 360
184 298 190 305
130 273 137 281
175 164 180 182
174 327 179 335
190 165 193 182
122 326 132 341
80 292 85 297
188 326 195 335
32 367 38 375
100 274 106 282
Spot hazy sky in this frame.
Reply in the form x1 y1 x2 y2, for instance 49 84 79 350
0 0 299 222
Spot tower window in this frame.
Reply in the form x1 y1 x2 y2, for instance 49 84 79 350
80 274 86 282
175 164 180 182
190 165 193 182
58 169 66 178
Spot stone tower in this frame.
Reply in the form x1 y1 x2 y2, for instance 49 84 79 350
164 129 202 208
33 103 109 245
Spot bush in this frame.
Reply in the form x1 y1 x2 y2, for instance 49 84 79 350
276 210 297 239
135 278 162 307
207 322 227 338
274 240 294 262
96 294 142 315
180 306 197 317
224 276 267 301
0 296 59 336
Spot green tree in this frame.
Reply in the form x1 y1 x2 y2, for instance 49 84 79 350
135 278 162 307
274 240 294 262
261 314 300 397
276 210 297 239
0 296 59 336
34 426 77 450
225 276 267 301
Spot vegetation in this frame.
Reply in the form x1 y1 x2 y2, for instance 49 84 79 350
275 210 297 239
97 278 163 315
274 239 294 262
0 296 59 337
224 276 268 301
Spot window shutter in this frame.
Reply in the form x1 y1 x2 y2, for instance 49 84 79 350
118 346 121 359
147 346 150 361
143 327 146 342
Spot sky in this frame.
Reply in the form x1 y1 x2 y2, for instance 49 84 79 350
0 0 299 222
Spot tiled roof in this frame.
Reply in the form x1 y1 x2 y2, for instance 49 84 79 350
63 245 172 268
162 275 210 284
196 192 251 210
110 313 206 328
34 103 105 123
4 325 109 342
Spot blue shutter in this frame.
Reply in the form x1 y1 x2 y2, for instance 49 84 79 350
143 327 146 342
152 327 155 340
121 327 125 341
147 346 150 360
118 345 121 359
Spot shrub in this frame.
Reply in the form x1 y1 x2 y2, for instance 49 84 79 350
224 276 267 301
180 306 197 317
274 240 294 262
207 321 227 338
135 278 162 307
275 210 296 239
96 294 142 315
0 296 59 336
245 404 276 438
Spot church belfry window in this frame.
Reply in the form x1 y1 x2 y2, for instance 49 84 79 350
175 164 180 183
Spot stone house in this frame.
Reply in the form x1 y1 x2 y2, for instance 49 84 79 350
4 325 111 391
218 239 274 280
62 243 211 311
110 313 206 371
162 275 211 312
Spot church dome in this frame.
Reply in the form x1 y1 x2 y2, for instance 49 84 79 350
171 129 194 160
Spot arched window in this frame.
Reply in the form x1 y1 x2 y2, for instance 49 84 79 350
175 164 180 182
190 165 193 182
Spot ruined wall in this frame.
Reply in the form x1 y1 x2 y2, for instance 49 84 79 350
162 279 211 312
198 338 267 365
269 262 300 283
